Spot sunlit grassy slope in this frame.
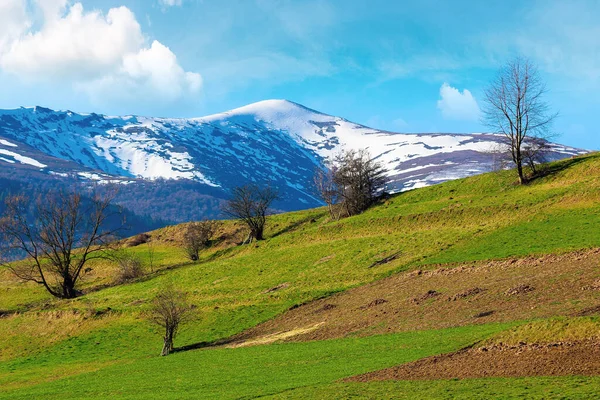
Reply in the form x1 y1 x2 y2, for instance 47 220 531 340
1 153 600 398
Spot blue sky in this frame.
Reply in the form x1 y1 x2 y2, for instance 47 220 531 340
0 0 598 149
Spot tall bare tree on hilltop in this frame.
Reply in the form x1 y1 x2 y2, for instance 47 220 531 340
482 57 557 184
0 190 123 299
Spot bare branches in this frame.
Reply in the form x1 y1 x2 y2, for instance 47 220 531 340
315 149 387 219
482 57 557 183
313 166 341 219
181 220 220 261
149 285 192 356
0 189 124 299
221 185 278 241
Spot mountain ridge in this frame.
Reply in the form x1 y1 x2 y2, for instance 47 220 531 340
0 99 587 223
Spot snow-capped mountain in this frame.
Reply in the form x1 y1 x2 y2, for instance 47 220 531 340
0 100 586 220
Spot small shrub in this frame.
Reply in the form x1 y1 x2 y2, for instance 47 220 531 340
127 233 150 247
115 254 144 283
182 220 220 261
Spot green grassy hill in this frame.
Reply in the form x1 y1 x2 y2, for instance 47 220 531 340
2 153 600 399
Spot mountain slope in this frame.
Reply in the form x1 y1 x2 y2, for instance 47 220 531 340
0 100 586 220
2 153 600 398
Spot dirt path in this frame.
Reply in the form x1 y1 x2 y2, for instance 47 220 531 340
228 248 600 346
348 341 600 381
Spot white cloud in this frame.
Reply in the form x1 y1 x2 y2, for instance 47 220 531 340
0 0 30 52
437 83 480 121
80 41 202 104
0 1 200 104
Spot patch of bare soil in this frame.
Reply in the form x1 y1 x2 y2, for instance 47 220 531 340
473 310 495 318
315 303 337 313
573 305 600 317
448 287 486 301
348 341 600 381
228 248 600 346
505 284 535 296
411 290 441 305
361 299 388 309
262 282 290 294
369 252 401 268
582 279 600 291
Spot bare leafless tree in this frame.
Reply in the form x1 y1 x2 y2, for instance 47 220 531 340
181 219 220 261
0 190 123 299
482 57 557 184
221 185 277 241
313 166 341 219
149 285 191 356
315 149 387 219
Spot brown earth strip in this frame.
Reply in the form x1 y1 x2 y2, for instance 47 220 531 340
227 248 600 346
347 341 600 381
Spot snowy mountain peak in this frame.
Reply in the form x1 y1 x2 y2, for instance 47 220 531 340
0 101 587 211
197 99 321 124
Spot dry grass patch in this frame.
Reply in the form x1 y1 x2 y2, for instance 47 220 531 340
0 310 119 361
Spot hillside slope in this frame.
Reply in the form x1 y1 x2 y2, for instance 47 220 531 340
1 153 600 398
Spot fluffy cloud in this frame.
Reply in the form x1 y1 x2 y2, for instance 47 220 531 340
436 83 480 121
0 0 30 52
0 1 201 104
80 41 202 103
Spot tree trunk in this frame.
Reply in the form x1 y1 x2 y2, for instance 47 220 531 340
517 161 526 185
62 275 77 299
161 332 173 356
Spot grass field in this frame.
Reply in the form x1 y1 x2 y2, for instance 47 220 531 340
0 324 514 399
2 153 600 398
272 377 600 399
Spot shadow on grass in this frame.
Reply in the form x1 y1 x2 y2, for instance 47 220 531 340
270 213 324 239
173 337 237 352
528 155 591 183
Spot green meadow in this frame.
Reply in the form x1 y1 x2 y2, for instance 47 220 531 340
2 153 600 398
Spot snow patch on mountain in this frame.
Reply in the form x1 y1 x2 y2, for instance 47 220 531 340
0 148 46 168
0 139 17 147
0 100 588 210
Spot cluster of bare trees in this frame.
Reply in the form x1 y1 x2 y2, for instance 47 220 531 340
315 149 387 219
482 57 557 184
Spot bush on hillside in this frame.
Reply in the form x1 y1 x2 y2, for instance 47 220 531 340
115 253 145 283
182 220 221 261
315 149 387 219
127 233 151 247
